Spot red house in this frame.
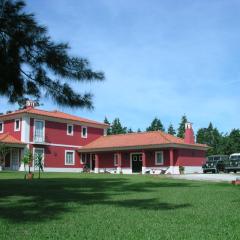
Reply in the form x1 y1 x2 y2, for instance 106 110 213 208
0 102 208 174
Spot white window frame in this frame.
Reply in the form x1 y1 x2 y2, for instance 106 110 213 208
14 119 21 132
0 121 3 133
67 124 74 136
81 126 88 138
114 153 118 166
81 153 86 164
155 151 164 165
65 150 75 165
33 119 45 143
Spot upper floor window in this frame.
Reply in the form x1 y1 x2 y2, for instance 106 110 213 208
14 119 20 132
34 120 45 143
65 150 75 165
114 153 118 166
81 126 88 138
155 151 164 165
67 124 74 136
0 121 3 133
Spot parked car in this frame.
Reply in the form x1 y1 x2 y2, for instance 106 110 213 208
202 155 229 173
224 153 240 173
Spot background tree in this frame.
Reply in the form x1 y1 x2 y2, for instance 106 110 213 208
111 118 127 135
167 124 176 135
103 117 111 135
177 115 188 138
196 123 223 155
146 118 165 132
224 129 240 155
137 128 141 133
127 128 134 133
0 0 104 108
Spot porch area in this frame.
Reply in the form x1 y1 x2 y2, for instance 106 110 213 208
0 133 26 171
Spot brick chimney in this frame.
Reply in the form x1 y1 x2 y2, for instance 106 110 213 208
184 122 195 144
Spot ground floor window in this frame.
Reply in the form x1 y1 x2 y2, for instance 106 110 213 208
155 151 164 165
65 150 75 165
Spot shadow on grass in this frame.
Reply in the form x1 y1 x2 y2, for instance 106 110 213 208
0 177 194 223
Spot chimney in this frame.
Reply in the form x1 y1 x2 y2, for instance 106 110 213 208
184 122 195 144
25 100 36 109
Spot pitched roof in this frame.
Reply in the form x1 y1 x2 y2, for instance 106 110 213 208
79 131 208 152
0 133 25 146
0 108 108 128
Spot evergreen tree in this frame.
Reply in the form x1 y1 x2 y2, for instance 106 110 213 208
224 129 240 155
177 115 188 138
137 128 141 133
167 123 176 135
196 122 223 155
0 0 104 107
127 128 134 133
103 117 111 135
111 118 127 135
146 118 165 132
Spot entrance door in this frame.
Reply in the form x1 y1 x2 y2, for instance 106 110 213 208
33 148 44 171
4 152 11 168
91 154 95 171
12 149 19 170
132 154 142 173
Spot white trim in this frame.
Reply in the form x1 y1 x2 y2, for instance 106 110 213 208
155 151 164 165
21 116 30 142
67 124 74 136
29 142 82 148
114 153 118 166
81 126 88 138
33 147 45 171
33 119 45 143
14 119 21 132
65 150 75 165
0 121 4 133
42 167 83 173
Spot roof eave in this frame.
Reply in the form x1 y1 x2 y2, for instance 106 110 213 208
78 143 209 153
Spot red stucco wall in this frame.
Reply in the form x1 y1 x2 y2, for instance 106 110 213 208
0 119 21 140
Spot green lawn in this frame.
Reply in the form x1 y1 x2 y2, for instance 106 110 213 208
0 172 239 240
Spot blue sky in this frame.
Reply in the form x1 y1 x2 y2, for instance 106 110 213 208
1 0 240 133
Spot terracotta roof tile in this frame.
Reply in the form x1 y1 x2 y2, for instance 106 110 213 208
0 108 108 128
0 133 25 145
80 131 208 151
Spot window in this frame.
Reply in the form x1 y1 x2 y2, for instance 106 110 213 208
0 121 3 133
155 151 164 165
67 124 74 136
81 126 87 138
81 153 86 164
34 120 45 143
65 150 75 165
114 153 118 166
14 119 20 131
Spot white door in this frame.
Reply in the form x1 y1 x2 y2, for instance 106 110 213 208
11 149 19 170
33 148 44 171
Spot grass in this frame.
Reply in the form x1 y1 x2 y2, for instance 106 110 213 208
0 172 239 240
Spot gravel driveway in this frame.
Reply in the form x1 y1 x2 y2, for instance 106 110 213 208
171 173 240 182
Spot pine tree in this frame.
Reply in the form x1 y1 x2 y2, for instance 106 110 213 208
167 124 176 135
0 0 104 107
111 118 127 135
127 128 134 133
103 117 111 135
146 118 165 132
177 115 188 138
